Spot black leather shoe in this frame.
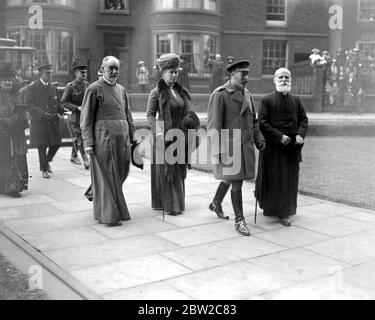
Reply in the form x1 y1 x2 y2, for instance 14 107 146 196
6 191 22 198
42 171 50 179
70 157 81 165
167 211 179 216
209 203 229 220
279 217 291 227
106 221 122 227
47 164 53 173
83 158 90 170
235 220 250 236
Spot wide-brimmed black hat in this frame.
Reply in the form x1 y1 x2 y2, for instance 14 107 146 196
226 59 250 73
36 64 53 73
72 64 88 71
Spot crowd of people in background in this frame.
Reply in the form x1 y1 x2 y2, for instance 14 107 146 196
310 47 375 114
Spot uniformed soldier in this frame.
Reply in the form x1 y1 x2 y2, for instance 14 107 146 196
207 59 265 236
61 64 90 169
24 64 65 179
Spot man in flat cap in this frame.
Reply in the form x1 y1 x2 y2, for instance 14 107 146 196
61 64 90 169
255 68 308 226
24 64 65 179
207 59 265 236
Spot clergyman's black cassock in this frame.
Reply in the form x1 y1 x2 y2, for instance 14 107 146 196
255 91 308 217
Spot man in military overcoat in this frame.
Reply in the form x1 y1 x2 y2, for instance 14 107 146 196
61 64 90 169
24 64 65 178
207 60 265 236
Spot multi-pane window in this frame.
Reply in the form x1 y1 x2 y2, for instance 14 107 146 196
358 0 375 21
262 40 287 75
25 0 49 3
156 34 173 58
154 33 218 76
55 0 75 7
266 0 286 21
178 0 201 9
103 0 129 11
7 0 76 4
204 0 217 11
357 41 375 57
26 30 51 66
6 0 23 6
155 0 174 9
155 0 217 11
57 31 74 72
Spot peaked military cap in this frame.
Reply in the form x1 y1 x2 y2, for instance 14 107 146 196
72 64 88 71
36 64 53 72
226 59 250 73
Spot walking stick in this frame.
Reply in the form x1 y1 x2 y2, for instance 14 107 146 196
254 195 258 225
63 111 80 163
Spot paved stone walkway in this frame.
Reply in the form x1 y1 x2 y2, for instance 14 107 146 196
1 147 375 300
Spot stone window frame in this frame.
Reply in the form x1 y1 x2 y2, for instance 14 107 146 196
261 39 288 77
153 32 220 77
154 0 218 12
6 0 76 7
265 0 287 27
358 0 375 21
100 0 130 14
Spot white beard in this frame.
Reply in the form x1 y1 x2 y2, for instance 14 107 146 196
276 83 291 93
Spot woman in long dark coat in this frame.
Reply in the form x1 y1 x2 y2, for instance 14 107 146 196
81 56 136 226
0 66 29 197
147 53 199 215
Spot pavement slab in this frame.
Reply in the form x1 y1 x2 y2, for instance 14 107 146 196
0 203 62 221
164 259 294 300
162 236 286 271
342 260 375 291
247 248 351 284
156 221 262 247
20 227 109 251
91 217 177 239
254 226 331 248
0 193 54 209
4 211 95 235
44 234 180 271
260 274 375 300
70 254 193 295
1 147 375 300
305 229 375 265
297 216 374 237
102 283 193 300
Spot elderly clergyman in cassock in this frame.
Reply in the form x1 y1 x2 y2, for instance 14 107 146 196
81 56 136 226
255 68 308 227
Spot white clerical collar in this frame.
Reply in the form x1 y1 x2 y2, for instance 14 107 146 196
103 76 116 86
40 78 48 87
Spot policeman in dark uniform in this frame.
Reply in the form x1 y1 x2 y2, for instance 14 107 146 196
24 64 65 179
61 64 90 169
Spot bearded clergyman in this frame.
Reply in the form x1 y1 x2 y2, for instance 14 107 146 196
255 68 308 227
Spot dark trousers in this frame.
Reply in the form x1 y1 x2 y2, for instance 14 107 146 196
70 123 87 160
38 145 60 171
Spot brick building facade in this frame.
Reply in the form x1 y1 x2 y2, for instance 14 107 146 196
5 0 372 94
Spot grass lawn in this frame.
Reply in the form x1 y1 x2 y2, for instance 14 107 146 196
191 135 375 210
299 136 375 209
0 254 48 300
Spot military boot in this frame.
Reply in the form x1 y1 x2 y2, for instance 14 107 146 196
209 182 230 220
231 190 250 236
